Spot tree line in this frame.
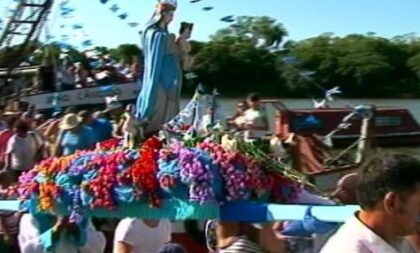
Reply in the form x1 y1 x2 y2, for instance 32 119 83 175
15 16 420 98
192 16 420 98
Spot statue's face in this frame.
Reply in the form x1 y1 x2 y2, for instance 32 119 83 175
162 11 174 25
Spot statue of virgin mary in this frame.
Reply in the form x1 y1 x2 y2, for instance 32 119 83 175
136 0 182 136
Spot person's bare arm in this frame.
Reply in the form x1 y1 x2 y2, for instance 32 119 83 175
2 153 11 170
0 215 12 242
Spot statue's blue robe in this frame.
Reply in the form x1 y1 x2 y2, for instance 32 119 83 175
136 27 181 134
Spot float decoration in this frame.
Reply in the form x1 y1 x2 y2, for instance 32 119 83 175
13 134 314 223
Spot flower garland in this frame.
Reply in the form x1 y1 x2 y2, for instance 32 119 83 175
158 140 217 203
126 137 162 207
179 148 215 204
39 182 59 211
14 135 310 220
96 138 121 151
199 142 253 201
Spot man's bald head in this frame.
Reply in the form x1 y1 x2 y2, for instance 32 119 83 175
330 172 358 204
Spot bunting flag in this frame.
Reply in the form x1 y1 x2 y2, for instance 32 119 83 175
325 86 341 101
97 0 139 28
72 24 83 29
298 70 315 79
110 4 119 12
118 13 128 20
128 22 139 27
220 15 235 23
56 0 95 49
281 55 300 65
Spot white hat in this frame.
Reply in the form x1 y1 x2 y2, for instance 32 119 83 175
60 113 81 130
3 111 19 116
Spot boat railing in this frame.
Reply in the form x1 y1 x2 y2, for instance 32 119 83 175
260 99 289 112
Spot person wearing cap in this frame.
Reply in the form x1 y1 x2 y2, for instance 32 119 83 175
320 153 420 253
57 113 95 156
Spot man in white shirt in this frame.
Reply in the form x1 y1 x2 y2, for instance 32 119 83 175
113 219 171 253
3 120 38 176
242 93 269 140
320 153 420 253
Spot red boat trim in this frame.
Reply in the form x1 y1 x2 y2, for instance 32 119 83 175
332 131 420 139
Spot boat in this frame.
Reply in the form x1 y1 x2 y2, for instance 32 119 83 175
260 100 375 192
19 82 139 111
263 100 420 147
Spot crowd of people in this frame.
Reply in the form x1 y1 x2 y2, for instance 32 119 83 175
5 0 420 251
1 90 420 253
57 54 141 91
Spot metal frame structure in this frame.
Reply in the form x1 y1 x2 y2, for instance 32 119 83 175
0 0 54 68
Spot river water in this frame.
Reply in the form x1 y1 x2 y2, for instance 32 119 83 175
181 98 420 154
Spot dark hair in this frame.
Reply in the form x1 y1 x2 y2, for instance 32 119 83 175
64 106 78 115
247 93 260 102
179 22 193 34
356 153 420 209
5 115 18 128
78 110 91 120
13 120 29 133
158 243 187 253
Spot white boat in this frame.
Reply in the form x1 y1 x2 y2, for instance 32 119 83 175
19 82 140 110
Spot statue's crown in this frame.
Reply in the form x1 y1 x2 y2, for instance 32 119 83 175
156 0 177 12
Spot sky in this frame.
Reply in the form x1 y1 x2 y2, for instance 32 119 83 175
1 0 420 48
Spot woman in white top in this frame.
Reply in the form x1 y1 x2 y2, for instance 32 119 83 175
18 214 106 253
113 219 171 253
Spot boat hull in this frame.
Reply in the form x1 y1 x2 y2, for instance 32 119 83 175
332 132 420 147
271 104 420 148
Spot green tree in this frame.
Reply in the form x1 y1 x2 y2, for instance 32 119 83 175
109 44 141 64
212 16 288 49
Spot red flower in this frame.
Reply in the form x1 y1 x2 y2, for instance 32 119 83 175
126 137 162 207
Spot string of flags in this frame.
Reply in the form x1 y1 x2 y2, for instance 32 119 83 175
98 0 139 28
56 0 94 49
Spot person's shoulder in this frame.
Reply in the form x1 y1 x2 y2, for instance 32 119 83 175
96 118 111 124
81 125 94 133
319 222 366 253
6 134 17 144
117 218 139 229
115 218 141 238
